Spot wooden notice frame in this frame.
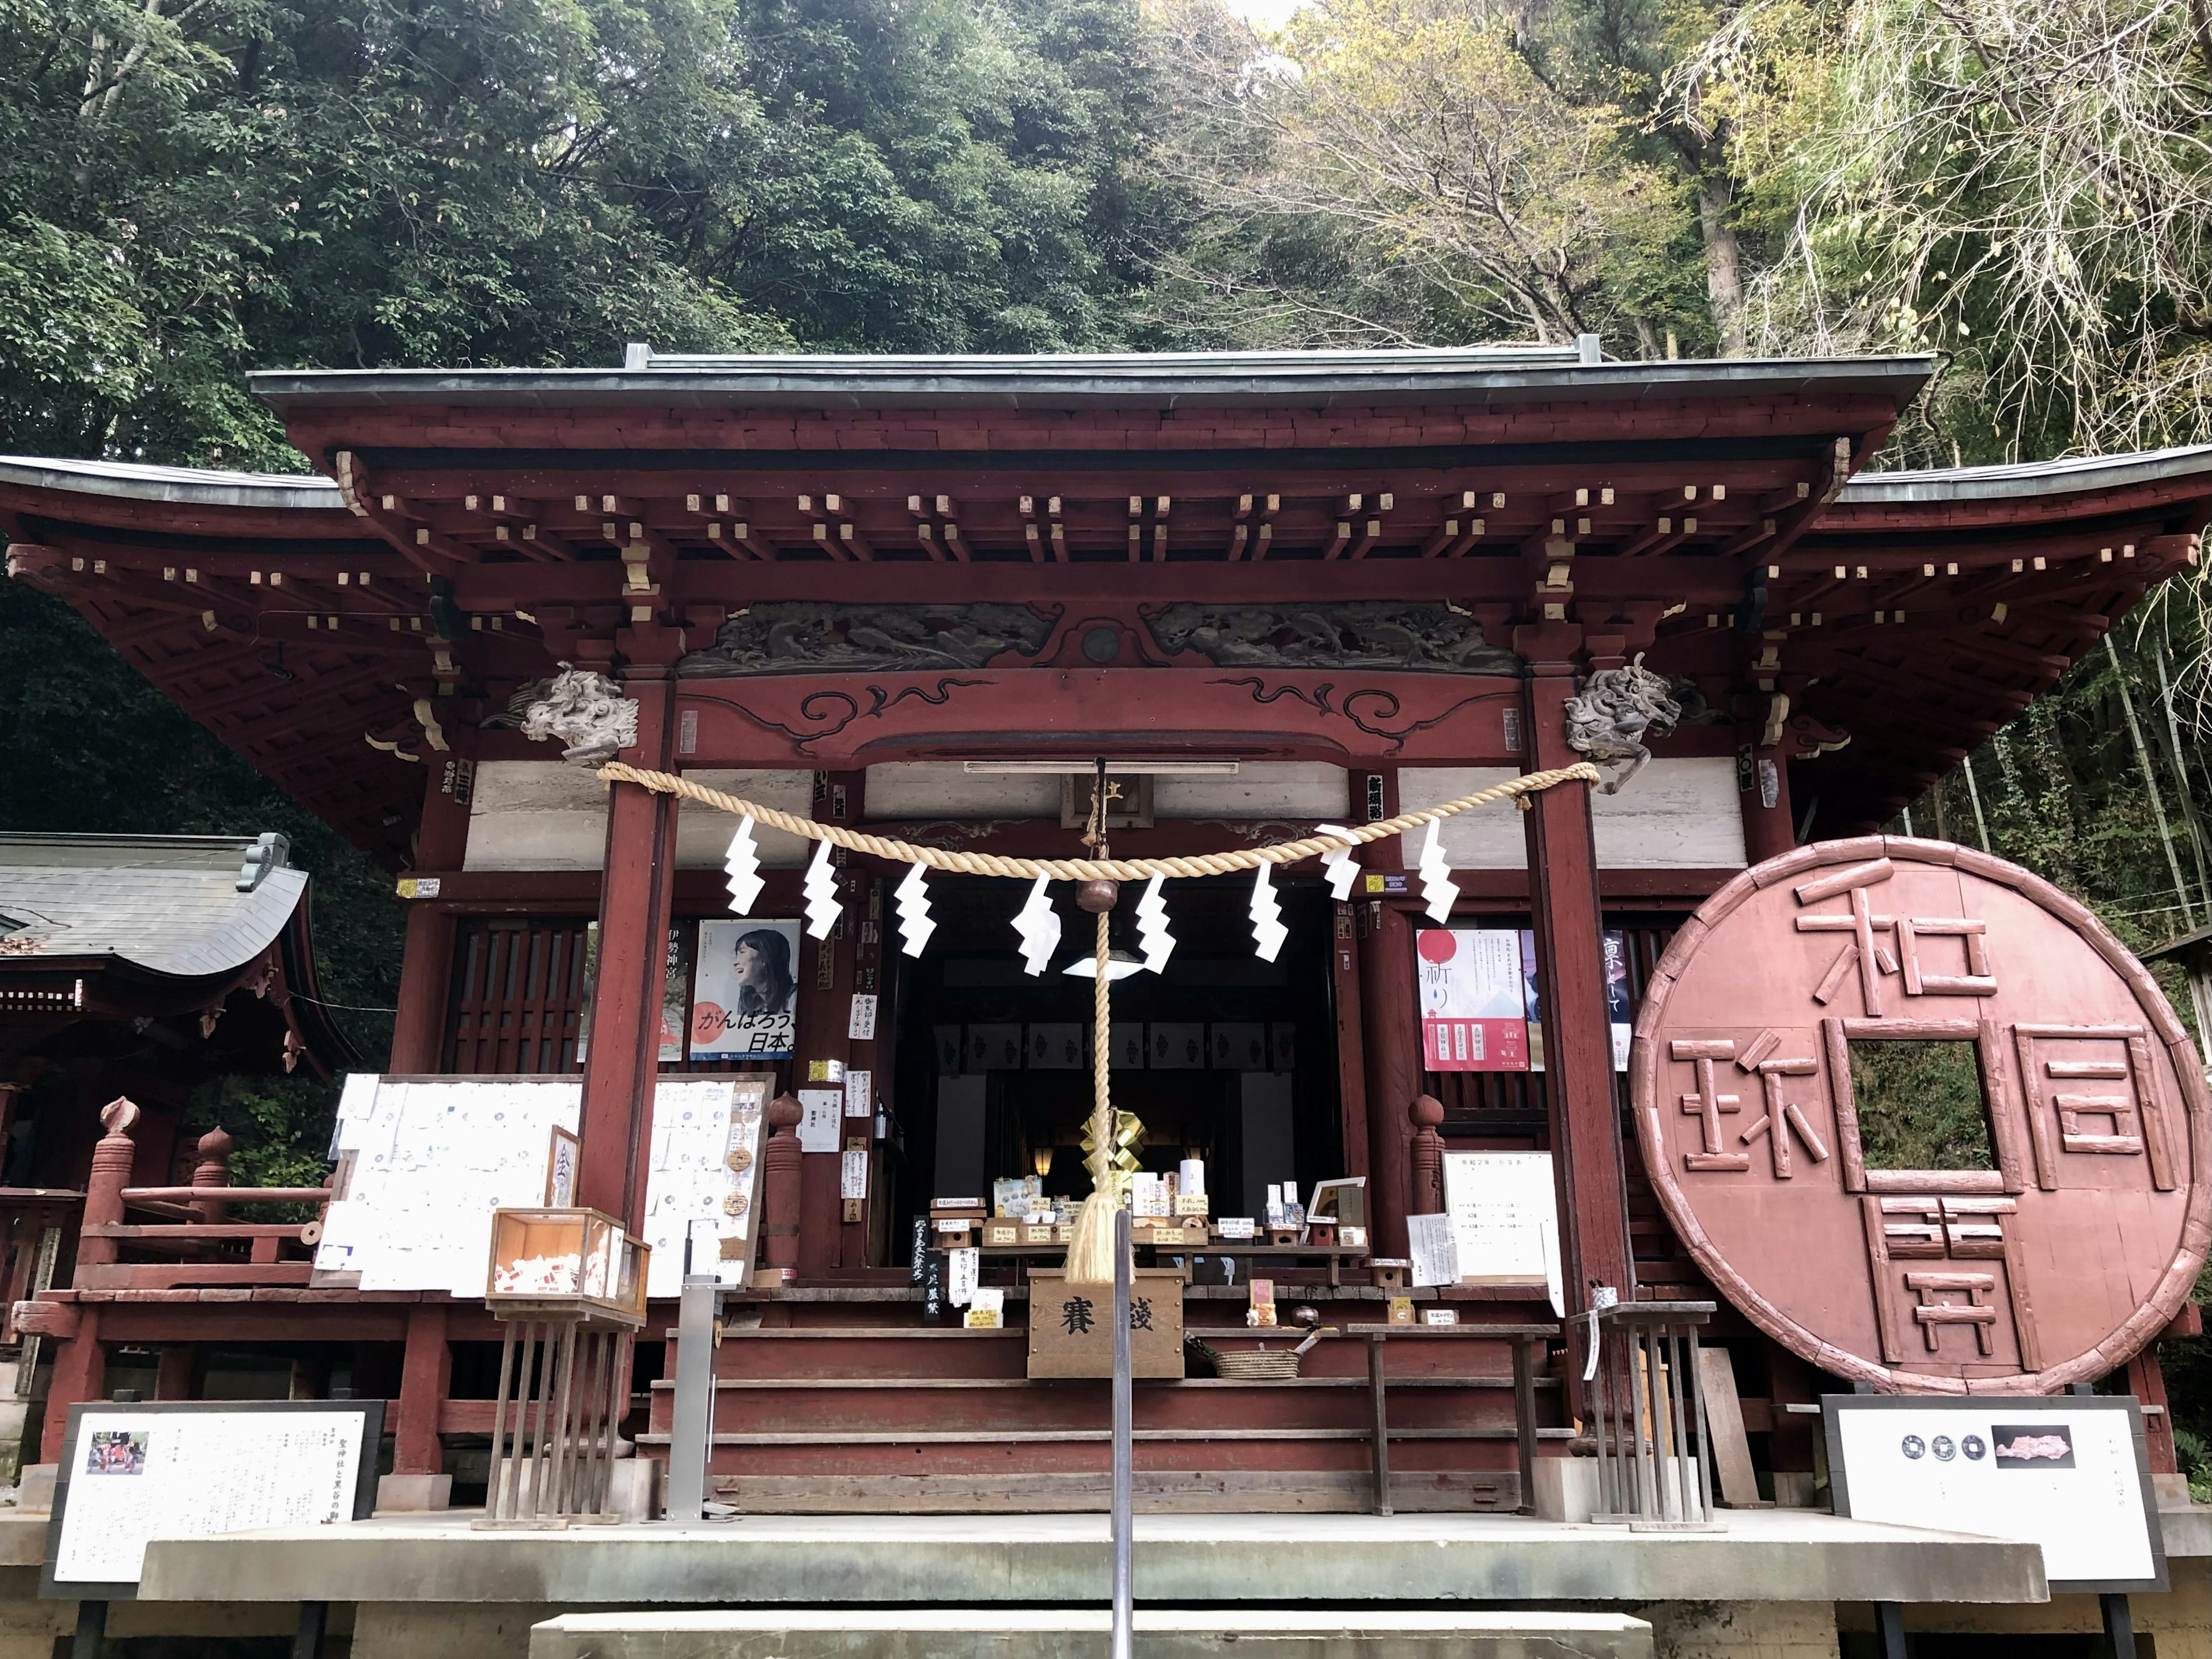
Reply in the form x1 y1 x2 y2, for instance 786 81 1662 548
717 1073 774 1286
544 1125 580 1206
41 1399 384 1601
1440 1151 1562 1313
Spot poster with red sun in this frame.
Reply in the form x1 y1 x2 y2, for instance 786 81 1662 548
1415 929 1532 1071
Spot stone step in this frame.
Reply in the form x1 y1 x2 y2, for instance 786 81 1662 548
528 1607 1653 1659
698 1469 1521 1514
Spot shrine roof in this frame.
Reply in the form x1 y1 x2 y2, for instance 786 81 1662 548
2 350 2209 859
0 833 308 980
0 456 340 513
247 345 1936 412
1836 444 2212 506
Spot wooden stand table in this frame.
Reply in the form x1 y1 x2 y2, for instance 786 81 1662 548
1344 1321 1559 1517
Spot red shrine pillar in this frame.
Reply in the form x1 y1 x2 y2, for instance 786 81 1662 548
1515 624 1633 1312
578 631 684 1226
1736 721 1797 864
389 751 473 1073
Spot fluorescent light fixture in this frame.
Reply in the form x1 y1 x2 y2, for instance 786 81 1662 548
961 759 1240 775
1065 947 1146 980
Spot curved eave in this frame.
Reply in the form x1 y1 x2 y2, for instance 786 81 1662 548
1828 446 2212 535
0 456 344 512
0 866 310 981
247 353 1937 413
0 457 363 547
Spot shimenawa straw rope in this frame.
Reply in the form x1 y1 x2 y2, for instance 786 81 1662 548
594 761 1603 878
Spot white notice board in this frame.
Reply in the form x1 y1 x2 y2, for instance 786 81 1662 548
41 1401 381 1599
1824 1393 2166 1593
317 1074 764 1300
1440 1151 1563 1315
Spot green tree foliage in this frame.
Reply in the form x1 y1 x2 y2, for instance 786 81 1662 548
0 0 1160 465
1678 0 2212 461
1141 0 1738 357
1892 624 2212 1496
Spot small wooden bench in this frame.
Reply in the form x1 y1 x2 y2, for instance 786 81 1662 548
1344 1321 1560 1517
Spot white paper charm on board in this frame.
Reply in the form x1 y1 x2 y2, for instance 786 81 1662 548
947 1245 980 1308
840 1148 870 1200
1407 1212 1460 1287
843 1069 873 1117
796 1089 843 1153
847 993 878 1041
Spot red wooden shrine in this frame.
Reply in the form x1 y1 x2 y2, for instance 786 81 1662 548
2 345 2207 1510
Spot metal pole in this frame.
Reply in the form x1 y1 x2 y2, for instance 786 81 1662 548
70 1600 105 1659
1873 1600 1907 1659
669 1272 718 1521
1111 1203 1133 1659
2099 1591 2133 1659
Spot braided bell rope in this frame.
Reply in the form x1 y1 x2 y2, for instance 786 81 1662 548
595 760 1603 878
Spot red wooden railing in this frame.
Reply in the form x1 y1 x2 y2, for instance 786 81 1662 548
74 1099 332 1289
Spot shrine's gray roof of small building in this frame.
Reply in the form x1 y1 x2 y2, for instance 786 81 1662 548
0 834 307 980
244 346 1938 410
0 454 341 512
1838 444 2212 505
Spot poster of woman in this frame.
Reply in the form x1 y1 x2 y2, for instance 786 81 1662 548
692 919 801 1060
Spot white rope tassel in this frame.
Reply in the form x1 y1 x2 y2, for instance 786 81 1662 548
1013 876 1061 976
1249 861 1287 961
893 860 935 957
723 816 764 915
802 837 842 939
1135 873 1175 973
1417 819 1460 923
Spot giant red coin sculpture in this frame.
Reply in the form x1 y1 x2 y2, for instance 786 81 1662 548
1631 837 2210 1392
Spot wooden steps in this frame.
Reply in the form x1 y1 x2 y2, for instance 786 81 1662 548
642 1312 1563 1513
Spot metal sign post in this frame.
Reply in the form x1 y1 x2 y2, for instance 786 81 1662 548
1111 1203 1133 1659
668 1262 721 1521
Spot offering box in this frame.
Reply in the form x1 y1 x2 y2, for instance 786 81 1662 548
486 1207 649 1327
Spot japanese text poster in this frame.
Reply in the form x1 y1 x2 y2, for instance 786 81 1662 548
692 918 801 1060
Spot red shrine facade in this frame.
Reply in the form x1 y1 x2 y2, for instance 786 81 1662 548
2 345 2206 1512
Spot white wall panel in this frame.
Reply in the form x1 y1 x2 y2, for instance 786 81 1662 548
863 763 1058 820
1154 763 1349 820
466 762 813 870
671 770 815 868
1397 757 1745 870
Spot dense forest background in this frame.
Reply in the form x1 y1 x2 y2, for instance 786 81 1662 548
1 0 2207 1483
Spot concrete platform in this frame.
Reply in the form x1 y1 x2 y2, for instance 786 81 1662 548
526 1608 1655 1659
135 1509 2047 1608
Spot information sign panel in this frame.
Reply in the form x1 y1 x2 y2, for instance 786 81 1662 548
1823 1393 2166 1593
41 1400 382 1600
1441 1150 1563 1314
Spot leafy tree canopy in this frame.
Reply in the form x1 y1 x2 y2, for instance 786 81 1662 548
0 0 1162 466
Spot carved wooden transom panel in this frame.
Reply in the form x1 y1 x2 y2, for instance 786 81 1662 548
1630 837 2210 1392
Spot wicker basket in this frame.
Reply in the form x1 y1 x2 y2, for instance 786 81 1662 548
1212 1347 1304 1380
1185 1328 1331 1380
